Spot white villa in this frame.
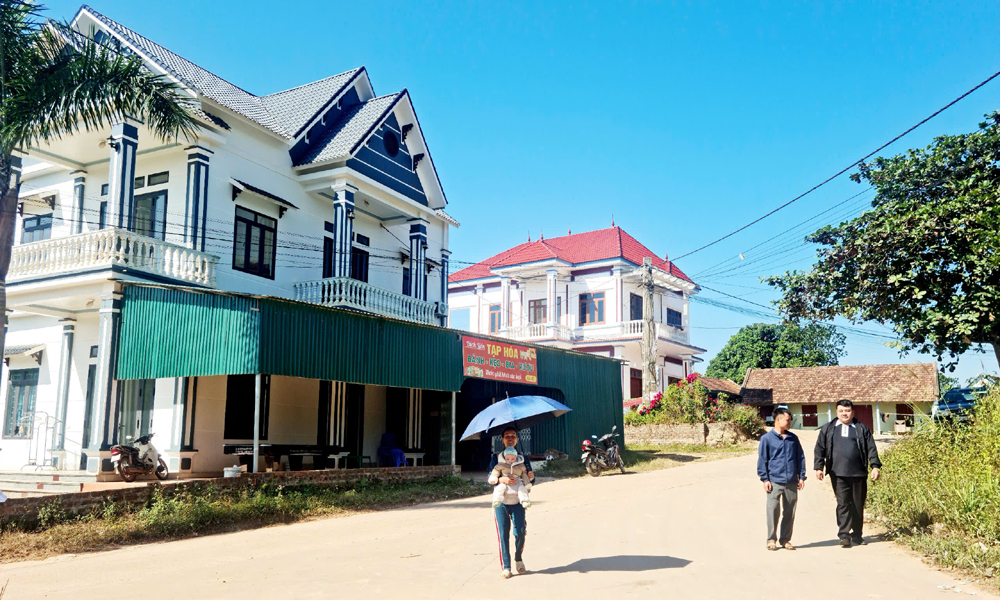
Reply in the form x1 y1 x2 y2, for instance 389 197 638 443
447 227 706 400
2 6 457 476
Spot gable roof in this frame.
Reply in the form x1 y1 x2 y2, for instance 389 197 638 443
697 377 742 396
260 69 365 138
76 5 360 140
739 363 939 406
449 227 694 284
292 92 405 167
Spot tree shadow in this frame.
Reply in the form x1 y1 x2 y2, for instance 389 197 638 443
530 555 691 575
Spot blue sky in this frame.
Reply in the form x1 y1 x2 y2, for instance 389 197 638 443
50 1 1000 383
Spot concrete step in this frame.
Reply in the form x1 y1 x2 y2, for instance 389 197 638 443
0 479 85 495
0 470 97 484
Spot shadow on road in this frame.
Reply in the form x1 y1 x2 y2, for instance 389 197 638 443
530 555 691 575
794 537 882 549
406 500 548 510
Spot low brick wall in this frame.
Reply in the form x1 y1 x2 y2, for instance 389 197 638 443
0 465 461 529
627 422 752 446
626 423 707 445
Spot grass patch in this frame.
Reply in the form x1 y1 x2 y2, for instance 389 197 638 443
539 443 755 479
868 387 1000 588
0 475 490 564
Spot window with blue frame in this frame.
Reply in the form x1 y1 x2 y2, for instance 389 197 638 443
4 369 39 438
233 206 277 279
402 267 411 296
21 214 52 243
667 308 683 328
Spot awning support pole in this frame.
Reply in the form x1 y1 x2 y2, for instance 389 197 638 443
253 374 261 473
450 391 456 467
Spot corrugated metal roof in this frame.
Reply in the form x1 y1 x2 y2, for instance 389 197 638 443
116 283 623 448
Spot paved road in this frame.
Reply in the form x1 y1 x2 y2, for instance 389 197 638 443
1 430 991 599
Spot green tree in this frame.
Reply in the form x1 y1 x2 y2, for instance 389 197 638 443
938 373 959 396
0 1 197 359
766 112 1000 371
705 322 846 384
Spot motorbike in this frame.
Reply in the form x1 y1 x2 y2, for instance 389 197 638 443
111 433 169 482
581 425 625 476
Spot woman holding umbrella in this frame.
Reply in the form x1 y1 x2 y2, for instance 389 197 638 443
459 395 571 579
489 427 533 578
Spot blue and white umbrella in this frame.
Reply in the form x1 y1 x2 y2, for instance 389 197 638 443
459 395 572 442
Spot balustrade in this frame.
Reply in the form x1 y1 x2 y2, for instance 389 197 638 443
9 228 218 287
294 277 438 325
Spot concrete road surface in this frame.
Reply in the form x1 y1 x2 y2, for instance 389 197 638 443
1 430 991 599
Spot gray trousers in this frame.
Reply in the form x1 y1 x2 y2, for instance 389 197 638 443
766 481 798 543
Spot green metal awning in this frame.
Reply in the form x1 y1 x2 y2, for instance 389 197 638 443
116 284 464 391
116 283 625 447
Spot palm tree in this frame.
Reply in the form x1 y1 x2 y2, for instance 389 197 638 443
0 1 198 357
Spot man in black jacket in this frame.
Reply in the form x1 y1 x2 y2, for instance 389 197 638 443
814 399 882 547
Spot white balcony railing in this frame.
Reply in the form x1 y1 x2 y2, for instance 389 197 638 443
506 323 574 341
294 277 440 325
9 228 218 287
505 320 689 345
622 320 688 344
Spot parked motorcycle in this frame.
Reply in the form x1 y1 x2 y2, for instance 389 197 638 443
581 425 625 476
111 433 168 482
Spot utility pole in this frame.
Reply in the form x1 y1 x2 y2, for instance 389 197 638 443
640 257 658 400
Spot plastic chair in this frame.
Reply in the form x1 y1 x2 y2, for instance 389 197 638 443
377 433 398 467
389 448 407 468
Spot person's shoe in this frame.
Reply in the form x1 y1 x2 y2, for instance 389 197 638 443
852 537 867 546
521 500 531 509
492 499 502 508
782 542 796 550
767 540 778 551
501 569 512 579
839 537 852 548
515 560 526 574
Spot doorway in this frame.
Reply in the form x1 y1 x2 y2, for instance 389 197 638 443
119 379 154 442
132 191 167 239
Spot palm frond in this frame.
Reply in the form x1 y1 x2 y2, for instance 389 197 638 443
1 18 199 151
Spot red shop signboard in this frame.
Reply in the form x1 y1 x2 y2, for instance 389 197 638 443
462 336 538 385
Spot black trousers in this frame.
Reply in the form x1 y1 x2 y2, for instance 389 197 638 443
830 474 867 540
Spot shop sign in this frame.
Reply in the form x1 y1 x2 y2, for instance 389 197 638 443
461 336 538 385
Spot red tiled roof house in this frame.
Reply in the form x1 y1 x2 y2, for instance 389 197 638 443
448 227 705 400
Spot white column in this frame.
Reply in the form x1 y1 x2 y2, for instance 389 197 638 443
475 284 483 333
331 183 357 278
440 249 451 326
184 145 212 251
71 171 87 234
546 269 557 327
90 289 122 460
253 374 262 473
500 276 511 332
53 319 76 453
450 391 456 467
874 402 882 435
408 218 429 299
612 266 624 323
106 121 138 231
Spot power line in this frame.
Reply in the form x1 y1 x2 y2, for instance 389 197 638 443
672 67 1000 263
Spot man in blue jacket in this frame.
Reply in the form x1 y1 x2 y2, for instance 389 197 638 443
757 407 806 551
